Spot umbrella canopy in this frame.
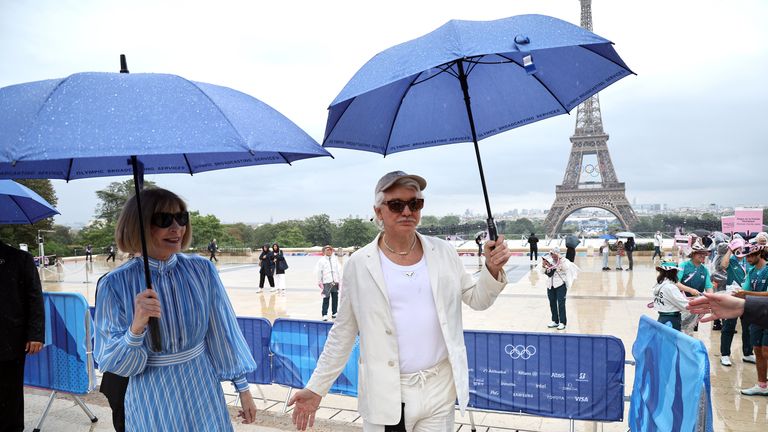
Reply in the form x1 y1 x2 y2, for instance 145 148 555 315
615 231 635 238
0 179 59 224
323 14 633 239
0 57 332 351
0 71 331 180
599 234 617 240
693 229 711 237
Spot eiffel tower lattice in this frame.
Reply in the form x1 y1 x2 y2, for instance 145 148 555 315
543 0 638 235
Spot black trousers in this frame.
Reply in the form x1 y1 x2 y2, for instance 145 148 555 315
652 246 662 259
0 356 26 432
565 247 575 262
209 252 217 262
259 270 275 288
626 250 634 269
322 290 339 316
106 252 116 262
547 283 567 324
529 246 538 260
99 372 129 432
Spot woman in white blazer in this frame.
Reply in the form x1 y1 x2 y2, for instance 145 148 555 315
289 171 512 432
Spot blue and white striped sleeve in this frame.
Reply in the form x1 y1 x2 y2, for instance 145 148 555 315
203 260 257 393
94 274 149 377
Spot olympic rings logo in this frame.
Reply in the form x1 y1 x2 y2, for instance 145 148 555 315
504 344 537 360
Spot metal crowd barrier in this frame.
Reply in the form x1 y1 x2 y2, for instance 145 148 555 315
24 292 97 431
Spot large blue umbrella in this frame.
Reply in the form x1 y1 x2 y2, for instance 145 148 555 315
323 15 633 239
0 56 331 351
0 179 59 224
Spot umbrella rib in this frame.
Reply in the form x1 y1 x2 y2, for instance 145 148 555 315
182 154 194 176
579 44 637 76
66 158 74 182
383 73 422 157
7 195 31 224
411 62 458 86
322 100 355 146
496 53 570 114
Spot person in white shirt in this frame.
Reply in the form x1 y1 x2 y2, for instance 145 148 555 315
316 244 342 320
652 261 689 331
541 247 579 330
652 231 663 260
289 171 512 432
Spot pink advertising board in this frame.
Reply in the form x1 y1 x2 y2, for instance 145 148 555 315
734 208 763 233
721 216 735 234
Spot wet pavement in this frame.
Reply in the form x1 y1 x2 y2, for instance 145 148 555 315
27 251 766 431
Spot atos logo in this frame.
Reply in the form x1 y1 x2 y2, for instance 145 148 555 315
504 344 537 360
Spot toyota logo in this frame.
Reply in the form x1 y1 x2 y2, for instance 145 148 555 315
505 344 536 360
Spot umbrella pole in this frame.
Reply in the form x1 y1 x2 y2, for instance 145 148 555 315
457 60 497 241
130 156 162 352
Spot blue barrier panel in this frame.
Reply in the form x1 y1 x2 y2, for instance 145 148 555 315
24 292 95 395
270 319 359 396
465 331 624 421
629 316 713 432
237 316 272 385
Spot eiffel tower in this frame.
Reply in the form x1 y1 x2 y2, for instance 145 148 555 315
543 0 638 235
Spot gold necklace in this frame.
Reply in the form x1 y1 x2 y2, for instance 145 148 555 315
382 234 418 256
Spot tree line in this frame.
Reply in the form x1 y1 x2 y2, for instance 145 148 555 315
2 180 763 257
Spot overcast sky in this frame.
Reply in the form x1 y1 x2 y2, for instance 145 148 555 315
2 0 767 225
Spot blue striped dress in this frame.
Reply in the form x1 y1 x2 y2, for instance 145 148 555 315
94 254 256 431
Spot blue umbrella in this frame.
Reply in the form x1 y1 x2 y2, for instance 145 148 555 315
324 15 633 239
0 179 59 224
0 55 331 351
599 234 617 240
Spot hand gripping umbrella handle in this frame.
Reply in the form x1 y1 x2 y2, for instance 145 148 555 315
131 155 163 352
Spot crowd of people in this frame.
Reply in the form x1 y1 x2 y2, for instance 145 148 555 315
650 231 768 397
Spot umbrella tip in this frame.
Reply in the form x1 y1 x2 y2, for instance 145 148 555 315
120 54 129 74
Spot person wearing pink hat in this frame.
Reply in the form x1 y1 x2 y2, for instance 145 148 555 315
676 239 712 298
715 240 752 366
737 244 768 395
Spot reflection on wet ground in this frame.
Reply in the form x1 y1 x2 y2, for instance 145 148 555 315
41 252 767 431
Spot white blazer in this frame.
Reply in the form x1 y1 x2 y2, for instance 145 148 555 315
305 232 507 426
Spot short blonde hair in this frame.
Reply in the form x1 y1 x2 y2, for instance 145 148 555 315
115 188 193 253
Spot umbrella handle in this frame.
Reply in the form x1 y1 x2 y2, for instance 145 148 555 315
486 217 498 244
131 156 163 352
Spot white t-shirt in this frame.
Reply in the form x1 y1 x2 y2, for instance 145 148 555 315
379 250 448 373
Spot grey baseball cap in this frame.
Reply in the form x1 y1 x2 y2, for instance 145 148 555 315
375 171 427 194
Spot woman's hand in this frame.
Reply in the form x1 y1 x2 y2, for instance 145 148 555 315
288 388 322 431
130 289 161 335
238 389 257 424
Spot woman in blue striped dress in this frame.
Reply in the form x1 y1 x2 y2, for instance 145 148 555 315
94 188 258 431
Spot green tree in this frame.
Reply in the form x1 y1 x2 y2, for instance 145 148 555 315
79 220 117 252
275 225 309 247
335 218 378 247
301 214 334 246
438 215 461 227
223 223 256 248
0 179 58 248
94 179 157 223
420 215 439 227
189 211 225 249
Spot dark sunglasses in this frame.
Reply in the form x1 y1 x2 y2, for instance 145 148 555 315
382 198 424 213
151 211 189 228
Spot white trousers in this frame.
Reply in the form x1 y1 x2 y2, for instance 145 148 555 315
363 358 456 432
275 273 286 290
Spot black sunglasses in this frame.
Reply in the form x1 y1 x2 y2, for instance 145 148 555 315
382 198 424 213
151 211 189 228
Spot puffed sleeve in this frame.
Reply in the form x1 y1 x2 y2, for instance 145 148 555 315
94 274 149 377
203 260 257 393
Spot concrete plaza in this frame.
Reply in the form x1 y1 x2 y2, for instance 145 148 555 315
25 250 766 431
